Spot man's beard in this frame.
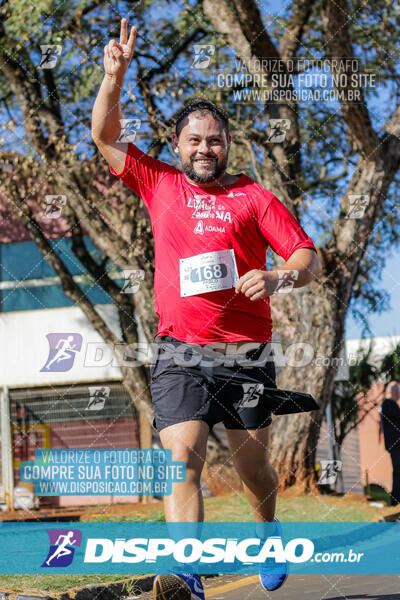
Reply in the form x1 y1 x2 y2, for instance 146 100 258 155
181 154 228 183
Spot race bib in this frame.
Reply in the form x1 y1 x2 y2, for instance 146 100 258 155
179 249 239 297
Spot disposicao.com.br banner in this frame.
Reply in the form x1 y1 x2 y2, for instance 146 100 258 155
1 522 399 574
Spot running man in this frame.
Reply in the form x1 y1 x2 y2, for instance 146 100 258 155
45 335 76 370
45 531 77 566
92 18 321 600
87 386 108 410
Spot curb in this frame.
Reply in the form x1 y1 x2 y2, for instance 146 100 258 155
0 576 155 600
371 508 400 522
71 576 154 600
379 510 400 522
0 596 54 600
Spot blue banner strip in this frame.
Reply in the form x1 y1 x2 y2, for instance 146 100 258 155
1 522 400 574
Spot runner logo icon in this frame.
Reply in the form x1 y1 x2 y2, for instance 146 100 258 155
191 45 215 69
40 333 82 372
42 529 82 568
235 383 264 408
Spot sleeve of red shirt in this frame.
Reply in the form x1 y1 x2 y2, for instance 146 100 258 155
109 142 175 211
256 192 317 260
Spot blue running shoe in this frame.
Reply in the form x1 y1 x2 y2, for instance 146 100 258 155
153 572 204 600
259 517 289 591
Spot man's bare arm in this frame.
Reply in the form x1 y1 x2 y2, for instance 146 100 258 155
91 18 136 174
274 248 322 287
235 248 322 301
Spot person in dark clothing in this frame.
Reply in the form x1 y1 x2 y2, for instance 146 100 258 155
379 381 400 506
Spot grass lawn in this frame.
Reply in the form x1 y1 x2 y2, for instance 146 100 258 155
0 491 393 595
0 574 141 595
85 489 390 523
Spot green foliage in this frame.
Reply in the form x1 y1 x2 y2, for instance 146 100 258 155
331 343 378 446
0 574 133 594
380 343 400 382
2 0 56 48
332 341 400 447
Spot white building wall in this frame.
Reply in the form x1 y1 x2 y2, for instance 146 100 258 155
0 304 149 388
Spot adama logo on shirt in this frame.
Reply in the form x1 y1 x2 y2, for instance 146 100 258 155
193 220 226 234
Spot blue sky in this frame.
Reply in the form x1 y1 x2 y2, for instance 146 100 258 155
346 254 400 340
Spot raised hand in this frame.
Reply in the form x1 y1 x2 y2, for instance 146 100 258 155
104 18 136 80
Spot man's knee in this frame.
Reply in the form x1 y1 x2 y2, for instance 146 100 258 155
167 441 205 476
237 456 277 486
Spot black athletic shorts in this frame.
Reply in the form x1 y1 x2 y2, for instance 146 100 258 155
150 335 276 432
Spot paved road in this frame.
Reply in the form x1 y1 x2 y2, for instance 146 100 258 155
140 574 400 599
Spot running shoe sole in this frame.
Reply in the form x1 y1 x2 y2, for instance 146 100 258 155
153 573 192 600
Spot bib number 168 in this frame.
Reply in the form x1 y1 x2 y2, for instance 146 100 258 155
190 263 227 282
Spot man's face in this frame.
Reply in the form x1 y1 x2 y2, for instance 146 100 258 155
172 112 231 184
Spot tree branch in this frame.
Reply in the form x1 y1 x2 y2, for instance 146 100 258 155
69 219 140 345
0 47 50 153
141 27 207 80
59 0 107 35
323 0 379 157
279 0 314 62
386 104 400 138
302 157 349 191
338 389 381 446
7 175 121 347
202 0 302 211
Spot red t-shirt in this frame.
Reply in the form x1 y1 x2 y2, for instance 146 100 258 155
110 143 316 343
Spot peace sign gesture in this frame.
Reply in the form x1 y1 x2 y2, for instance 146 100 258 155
104 18 136 80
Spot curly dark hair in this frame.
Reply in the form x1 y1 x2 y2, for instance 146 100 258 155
174 98 230 137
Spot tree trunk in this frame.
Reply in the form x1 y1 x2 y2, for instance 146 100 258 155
270 282 343 491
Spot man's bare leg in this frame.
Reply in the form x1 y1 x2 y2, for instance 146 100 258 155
226 427 288 591
159 420 209 522
226 427 278 521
